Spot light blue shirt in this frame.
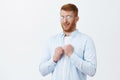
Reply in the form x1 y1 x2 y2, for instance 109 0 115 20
39 29 97 80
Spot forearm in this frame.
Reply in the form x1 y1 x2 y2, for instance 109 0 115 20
70 53 97 76
39 58 56 76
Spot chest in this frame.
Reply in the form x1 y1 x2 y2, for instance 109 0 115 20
50 36 86 58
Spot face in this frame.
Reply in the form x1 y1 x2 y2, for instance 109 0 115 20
60 10 79 33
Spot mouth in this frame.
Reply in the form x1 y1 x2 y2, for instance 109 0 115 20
63 23 70 27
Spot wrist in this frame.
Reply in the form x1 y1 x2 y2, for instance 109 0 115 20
53 58 58 63
67 52 72 57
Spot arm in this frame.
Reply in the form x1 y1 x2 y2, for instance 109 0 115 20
39 41 56 76
70 39 97 77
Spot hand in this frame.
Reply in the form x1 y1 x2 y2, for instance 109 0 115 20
63 44 74 57
53 47 64 63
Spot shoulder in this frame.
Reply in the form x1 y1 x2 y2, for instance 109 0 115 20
77 31 94 43
47 33 62 43
49 33 62 40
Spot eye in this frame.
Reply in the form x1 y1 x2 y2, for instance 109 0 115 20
66 16 72 19
60 16 64 19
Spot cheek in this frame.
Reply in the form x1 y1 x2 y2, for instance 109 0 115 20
61 20 65 24
70 19 75 23
69 20 75 25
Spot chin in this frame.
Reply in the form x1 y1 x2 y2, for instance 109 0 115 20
62 25 71 31
63 29 71 32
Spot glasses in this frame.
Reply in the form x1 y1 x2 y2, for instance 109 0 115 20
60 15 74 20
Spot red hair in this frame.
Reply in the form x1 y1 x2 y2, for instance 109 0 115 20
61 3 78 16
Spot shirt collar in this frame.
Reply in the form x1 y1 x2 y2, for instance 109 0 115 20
61 29 79 37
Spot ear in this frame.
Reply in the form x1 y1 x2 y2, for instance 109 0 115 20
75 16 79 23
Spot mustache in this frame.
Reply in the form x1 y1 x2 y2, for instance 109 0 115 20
62 22 70 25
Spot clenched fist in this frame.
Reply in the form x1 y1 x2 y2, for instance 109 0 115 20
63 44 74 57
53 47 64 63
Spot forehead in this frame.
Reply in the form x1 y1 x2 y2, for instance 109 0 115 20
60 10 75 16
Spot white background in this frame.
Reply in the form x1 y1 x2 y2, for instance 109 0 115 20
0 0 120 80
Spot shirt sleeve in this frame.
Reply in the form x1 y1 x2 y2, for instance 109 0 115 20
70 38 97 77
39 40 56 76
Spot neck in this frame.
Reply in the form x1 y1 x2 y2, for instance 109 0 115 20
64 32 70 36
64 29 76 36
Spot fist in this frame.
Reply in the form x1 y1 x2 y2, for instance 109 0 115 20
63 44 74 57
53 47 64 63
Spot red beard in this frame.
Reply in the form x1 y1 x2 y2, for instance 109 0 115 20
61 22 76 32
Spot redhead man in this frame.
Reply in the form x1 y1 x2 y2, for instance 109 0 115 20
39 3 97 80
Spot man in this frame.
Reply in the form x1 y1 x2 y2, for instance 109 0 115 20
39 3 97 80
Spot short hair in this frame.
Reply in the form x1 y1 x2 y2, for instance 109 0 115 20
61 3 78 16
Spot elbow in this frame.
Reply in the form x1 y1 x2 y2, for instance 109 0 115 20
88 68 96 77
39 68 46 76
39 64 47 76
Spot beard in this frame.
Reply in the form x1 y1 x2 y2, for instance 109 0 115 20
61 21 76 33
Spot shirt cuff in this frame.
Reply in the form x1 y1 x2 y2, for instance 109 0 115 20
47 58 57 71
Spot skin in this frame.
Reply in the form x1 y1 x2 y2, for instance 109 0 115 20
63 44 74 57
60 10 79 36
53 10 79 62
53 47 64 63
